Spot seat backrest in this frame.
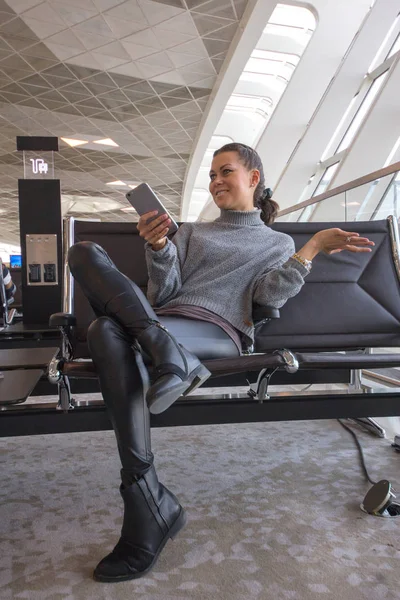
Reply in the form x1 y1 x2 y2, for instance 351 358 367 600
72 221 146 353
68 217 400 356
258 218 400 351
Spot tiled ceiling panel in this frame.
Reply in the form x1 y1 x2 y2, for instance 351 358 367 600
0 0 248 244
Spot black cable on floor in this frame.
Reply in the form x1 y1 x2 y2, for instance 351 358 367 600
336 419 377 485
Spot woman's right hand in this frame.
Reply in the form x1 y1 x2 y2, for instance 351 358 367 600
137 211 171 251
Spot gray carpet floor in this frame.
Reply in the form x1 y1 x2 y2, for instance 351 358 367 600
1 418 400 600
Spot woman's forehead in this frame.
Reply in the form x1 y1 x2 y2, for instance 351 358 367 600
211 151 240 170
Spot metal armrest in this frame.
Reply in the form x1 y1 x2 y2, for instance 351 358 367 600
253 304 280 324
49 312 77 327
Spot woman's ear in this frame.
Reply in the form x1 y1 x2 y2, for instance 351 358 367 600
250 169 260 188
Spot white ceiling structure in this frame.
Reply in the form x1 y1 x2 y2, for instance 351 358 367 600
187 3 316 222
255 0 400 214
0 0 249 245
184 0 400 222
0 0 399 248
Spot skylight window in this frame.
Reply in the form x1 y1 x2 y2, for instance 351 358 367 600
313 162 340 196
208 135 234 150
387 31 400 58
251 49 300 65
384 135 400 167
245 57 297 80
320 94 359 161
300 10 395 206
269 4 316 30
368 13 400 72
187 3 316 222
336 70 388 153
60 138 88 147
226 95 272 116
93 138 119 147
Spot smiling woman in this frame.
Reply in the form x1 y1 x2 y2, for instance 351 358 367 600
66 140 375 584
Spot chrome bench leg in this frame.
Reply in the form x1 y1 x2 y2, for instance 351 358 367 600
348 364 386 437
247 368 272 401
349 368 363 391
57 375 74 412
347 417 386 438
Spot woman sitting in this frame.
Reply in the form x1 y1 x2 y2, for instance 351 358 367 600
68 142 374 583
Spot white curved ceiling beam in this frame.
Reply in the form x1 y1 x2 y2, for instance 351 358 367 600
180 0 279 221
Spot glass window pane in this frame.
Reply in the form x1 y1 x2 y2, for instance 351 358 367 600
187 189 210 222
244 57 297 79
268 4 316 30
384 135 400 167
208 135 234 150
320 94 359 161
370 173 400 221
264 23 314 46
190 4 316 221
251 49 300 66
226 95 272 116
245 57 280 75
368 14 399 72
239 72 287 93
313 162 340 196
336 71 388 153
387 32 400 58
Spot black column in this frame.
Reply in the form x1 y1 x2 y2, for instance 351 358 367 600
17 136 62 326
18 179 63 325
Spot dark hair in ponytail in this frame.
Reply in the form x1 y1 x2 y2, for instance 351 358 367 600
213 142 279 224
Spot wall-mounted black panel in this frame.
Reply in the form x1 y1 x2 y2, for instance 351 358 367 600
16 137 59 151
18 179 63 325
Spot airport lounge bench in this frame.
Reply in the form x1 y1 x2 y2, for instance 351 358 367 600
1 216 400 437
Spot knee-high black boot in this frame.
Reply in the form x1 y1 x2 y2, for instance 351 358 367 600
88 318 186 582
68 241 210 414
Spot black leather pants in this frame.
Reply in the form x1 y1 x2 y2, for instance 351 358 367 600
87 316 153 482
68 241 158 336
68 241 160 481
68 241 239 483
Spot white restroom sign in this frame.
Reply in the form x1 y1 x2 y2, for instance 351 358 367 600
30 158 49 174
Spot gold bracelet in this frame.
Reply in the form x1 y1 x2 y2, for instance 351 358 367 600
292 253 312 271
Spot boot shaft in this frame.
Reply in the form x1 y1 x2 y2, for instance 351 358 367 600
137 322 188 373
120 466 182 553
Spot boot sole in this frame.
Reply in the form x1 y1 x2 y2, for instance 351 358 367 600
93 507 187 583
148 364 211 415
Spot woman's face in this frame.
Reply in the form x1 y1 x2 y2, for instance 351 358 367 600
209 151 260 211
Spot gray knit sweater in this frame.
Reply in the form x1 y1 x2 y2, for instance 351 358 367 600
145 208 310 347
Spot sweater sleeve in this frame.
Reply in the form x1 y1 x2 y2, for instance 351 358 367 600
144 223 192 306
252 235 310 309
